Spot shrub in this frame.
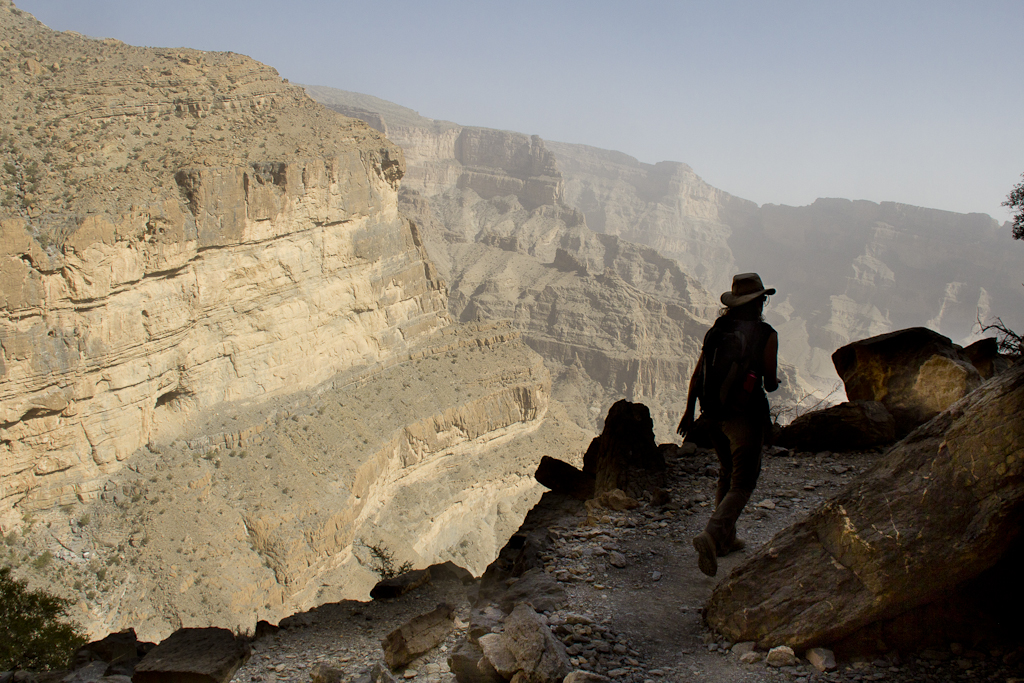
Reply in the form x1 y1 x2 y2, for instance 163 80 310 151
0 566 86 671
362 541 413 580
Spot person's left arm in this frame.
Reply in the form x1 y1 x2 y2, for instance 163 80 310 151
763 331 780 392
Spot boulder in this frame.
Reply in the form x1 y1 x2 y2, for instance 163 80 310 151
370 568 431 600
706 361 1024 651
448 639 503 683
132 628 250 683
381 602 456 669
480 605 570 683
497 568 566 614
776 400 895 452
831 327 982 435
962 337 1013 379
534 456 595 500
582 399 664 496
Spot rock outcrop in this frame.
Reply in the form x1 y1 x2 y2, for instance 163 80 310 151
832 327 982 435
705 360 1024 651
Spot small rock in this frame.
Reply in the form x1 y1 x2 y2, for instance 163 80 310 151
739 652 763 664
766 646 798 667
563 672 610 683
754 499 776 510
805 647 837 672
730 642 756 657
608 552 627 568
310 663 344 683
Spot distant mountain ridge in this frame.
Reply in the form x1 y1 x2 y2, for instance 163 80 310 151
305 85 1023 396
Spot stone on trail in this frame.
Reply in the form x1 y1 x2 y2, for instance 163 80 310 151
608 551 627 568
730 641 756 657
382 602 456 669
449 639 503 683
706 361 1024 652
478 633 519 678
806 647 837 672
498 567 566 614
479 604 571 683
310 662 346 683
589 489 639 511
766 645 798 667
831 327 982 436
562 671 611 682
739 651 764 664
132 627 250 683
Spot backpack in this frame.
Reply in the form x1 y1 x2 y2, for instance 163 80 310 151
698 319 764 418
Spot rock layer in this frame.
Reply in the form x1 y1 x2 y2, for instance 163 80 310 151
0 5 593 641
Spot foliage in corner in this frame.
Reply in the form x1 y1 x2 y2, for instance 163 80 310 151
1004 173 1024 240
978 316 1024 359
360 541 414 581
0 566 87 671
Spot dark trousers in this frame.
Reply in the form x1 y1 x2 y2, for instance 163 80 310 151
704 412 764 554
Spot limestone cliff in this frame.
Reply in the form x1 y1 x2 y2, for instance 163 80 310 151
542 145 1023 395
306 87 775 440
0 3 593 639
308 88 1022 401
0 6 450 526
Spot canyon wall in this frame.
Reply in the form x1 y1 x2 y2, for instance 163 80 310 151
307 88 1022 400
308 87 787 440
0 3 592 638
545 143 1023 394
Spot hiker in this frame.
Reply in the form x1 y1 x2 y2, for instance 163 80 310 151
676 273 780 577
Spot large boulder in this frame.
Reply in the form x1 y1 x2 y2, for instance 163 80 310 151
705 361 1024 651
381 603 456 669
831 327 982 435
776 400 895 452
478 604 571 683
963 336 1013 379
132 628 250 683
581 399 664 496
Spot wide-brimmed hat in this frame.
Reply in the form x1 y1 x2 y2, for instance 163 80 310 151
721 272 776 307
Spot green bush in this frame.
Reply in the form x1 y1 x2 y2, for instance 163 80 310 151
0 566 87 671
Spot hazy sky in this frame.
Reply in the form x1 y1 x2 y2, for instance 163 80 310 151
16 0 1024 221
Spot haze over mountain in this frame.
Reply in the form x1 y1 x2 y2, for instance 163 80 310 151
306 85 1024 397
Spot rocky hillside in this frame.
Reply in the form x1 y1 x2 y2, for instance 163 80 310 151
306 87 1024 399
0 2 592 639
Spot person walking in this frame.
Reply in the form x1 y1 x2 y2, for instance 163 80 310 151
676 273 780 577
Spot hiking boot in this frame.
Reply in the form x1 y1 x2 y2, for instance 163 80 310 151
693 531 718 577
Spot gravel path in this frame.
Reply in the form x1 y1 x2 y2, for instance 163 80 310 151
231 446 1024 683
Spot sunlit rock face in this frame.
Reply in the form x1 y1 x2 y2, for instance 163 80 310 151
0 4 594 639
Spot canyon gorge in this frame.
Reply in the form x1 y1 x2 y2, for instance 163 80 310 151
1 0 1022 650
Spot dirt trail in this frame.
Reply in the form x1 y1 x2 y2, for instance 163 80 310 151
231 445 1024 683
